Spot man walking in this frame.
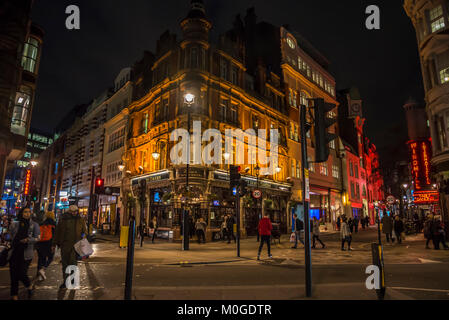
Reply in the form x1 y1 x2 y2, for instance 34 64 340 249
394 215 404 244
312 217 325 249
226 214 236 244
53 205 87 289
291 213 304 249
257 211 273 260
382 214 394 243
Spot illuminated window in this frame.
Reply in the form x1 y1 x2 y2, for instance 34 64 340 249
429 5 445 33
296 162 301 178
319 163 328 176
21 37 40 73
329 140 336 150
291 159 296 178
287 38 296 49
11 87 32 136
300 91 308 106
440 67 449 84
308 157 315 172
332 165 339 179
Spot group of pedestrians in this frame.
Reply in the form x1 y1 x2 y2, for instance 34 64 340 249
3 205 88 299
381 214 405 244
423 214 449 250
221 214 236 244
291 214 326 249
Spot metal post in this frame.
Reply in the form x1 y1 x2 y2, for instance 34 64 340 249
300 104 312 298
124 203 136 300
183 109 191 251
236 192 240 257
376 207 382 246
87 166 95 234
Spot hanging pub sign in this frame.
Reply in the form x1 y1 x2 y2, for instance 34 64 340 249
408 139 432 191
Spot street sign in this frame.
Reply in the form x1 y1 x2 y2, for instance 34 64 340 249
252 189 262 199
386 195 395 205
305 169 310 201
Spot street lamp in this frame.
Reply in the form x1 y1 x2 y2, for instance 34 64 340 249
183 92 195 251
118 164 125 172
30 161 38 167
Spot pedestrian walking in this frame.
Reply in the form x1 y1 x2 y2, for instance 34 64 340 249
188 214 195 240
36 211 56 281
432 216 449 250
394 215 404 244
340 216 352 251
348 217 354 233
382 214 394 243
221 216 228 241
424 215 434 249
195 218 207 244
226 214 236 244
354 216 359 233
361 217 366 230
257 211 273 260
8 207 40 300
53 205 87 289
311 217 325 249
291 213 304 249
336 216 341 231
150 216 158 243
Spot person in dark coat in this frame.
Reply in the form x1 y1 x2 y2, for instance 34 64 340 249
53 205 87 289
336 216 341 231
432 216 449 250
382 214 394 243
354 216 359 233
348 217 354 233
188 214 195 240
394 216 404 244
226 214 236 244
8 207 40 300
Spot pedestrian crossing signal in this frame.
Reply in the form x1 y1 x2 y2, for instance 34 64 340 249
94 178 105 194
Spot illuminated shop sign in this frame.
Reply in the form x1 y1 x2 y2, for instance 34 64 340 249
408 140 432 191
413 191 439 204
24 170 31 195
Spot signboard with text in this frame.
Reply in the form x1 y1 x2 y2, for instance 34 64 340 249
24 170 31 196
413 191 439 204
408 139 432 191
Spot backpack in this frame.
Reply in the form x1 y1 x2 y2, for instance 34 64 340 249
40 224 54 242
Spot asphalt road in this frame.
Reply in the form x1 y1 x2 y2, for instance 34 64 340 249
0 227 448 300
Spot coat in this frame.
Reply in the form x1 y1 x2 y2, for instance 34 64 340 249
312 220 320 235
295 218 304 232
340 222 351 239
381 216 393 234
53 213 87 253
394 219 404 234
9 219 40 261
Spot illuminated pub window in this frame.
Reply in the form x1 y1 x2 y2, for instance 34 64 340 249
21 37 40 73
11 87 32 136
440 67 449 84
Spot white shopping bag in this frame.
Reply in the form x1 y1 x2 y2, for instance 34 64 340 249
290 232 296 243
53 247 61 260
74 238 94 257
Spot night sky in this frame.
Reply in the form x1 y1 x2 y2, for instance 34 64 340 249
30 0 423 166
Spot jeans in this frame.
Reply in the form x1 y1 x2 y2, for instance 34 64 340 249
196 230 206 244
341 236 352 250
312 235 325 248
293 231 304 247
36 241 54 270
258 235 271 256
151 228 157 243
9 247 31 296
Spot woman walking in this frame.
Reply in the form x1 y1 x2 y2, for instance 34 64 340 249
340 216 352 251
150 216 158 244
312 217 325 249
8 207 40 300
195 218 207 244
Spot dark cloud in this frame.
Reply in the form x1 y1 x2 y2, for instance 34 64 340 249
31 0 423 165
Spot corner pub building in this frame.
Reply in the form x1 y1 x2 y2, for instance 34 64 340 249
123 0 340 241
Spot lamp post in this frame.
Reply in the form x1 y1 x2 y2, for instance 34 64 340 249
255 165 260 242
183 92 195 251
401 183 408 219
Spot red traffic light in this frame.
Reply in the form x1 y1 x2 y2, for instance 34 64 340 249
96 178 104 187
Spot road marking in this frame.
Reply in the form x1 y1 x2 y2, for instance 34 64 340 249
418 258 442 264
390 287 449 293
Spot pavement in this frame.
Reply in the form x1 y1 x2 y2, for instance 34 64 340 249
0 227 448 300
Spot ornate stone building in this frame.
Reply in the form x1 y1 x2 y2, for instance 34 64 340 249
404 0 449 222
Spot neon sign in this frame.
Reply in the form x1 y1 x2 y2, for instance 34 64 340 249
24 170 31 196
408 140 432 191
413 191 439 204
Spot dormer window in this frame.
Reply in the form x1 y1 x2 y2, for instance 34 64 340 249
286 37 296 49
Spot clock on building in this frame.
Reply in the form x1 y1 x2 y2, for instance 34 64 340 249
351 103 361 114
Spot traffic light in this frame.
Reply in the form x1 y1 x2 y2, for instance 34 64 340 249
31 190 38 202
230 165 241 191
239 180 248 197
94 177 105 195
313 98 337 163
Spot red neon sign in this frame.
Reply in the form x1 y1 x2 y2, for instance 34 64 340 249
408 140 432 191
24 169 31 196
413 191 439 204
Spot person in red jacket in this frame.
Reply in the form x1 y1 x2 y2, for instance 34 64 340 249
257 211 273 260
